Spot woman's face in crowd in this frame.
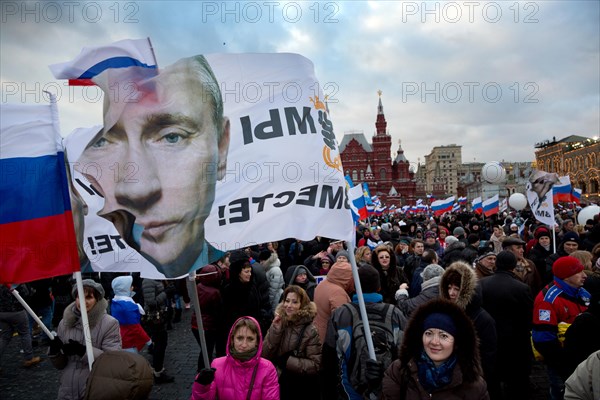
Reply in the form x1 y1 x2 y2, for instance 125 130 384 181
283 292 301 317
423 328 455 365
493 227 503 237
239 266 252 283
447 284 460 302
75 290 97 312
538 236 550 247
295 272 307 284
233 326 257 353
377 250 391 270
361 249 372 262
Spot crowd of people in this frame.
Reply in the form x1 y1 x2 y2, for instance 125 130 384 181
1 210 599 399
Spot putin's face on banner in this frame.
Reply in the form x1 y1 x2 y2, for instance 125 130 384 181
78 56 230 278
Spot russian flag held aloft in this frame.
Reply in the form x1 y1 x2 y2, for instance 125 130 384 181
348 184 368 222
571 188 582 204
472 197 483 214
483 195 500 217
49 38 157 86
553 176 572 203
431 196 455 216
1 96 80 284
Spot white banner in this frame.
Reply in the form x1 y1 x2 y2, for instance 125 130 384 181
526 170 559 227
64 52 353 279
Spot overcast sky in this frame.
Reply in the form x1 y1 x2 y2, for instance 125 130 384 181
1 1 598 167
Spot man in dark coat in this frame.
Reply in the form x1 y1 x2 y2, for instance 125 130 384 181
480 251 534 400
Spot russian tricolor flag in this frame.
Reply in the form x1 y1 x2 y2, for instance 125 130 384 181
49 38 157 86
571 188 582 204
1 96 80 284
483 195 500 217
472 197 483 214
348 185 368 222
431 196 455 216
552 176 572 203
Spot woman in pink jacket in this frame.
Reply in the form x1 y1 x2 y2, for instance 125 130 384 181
190 316 279 400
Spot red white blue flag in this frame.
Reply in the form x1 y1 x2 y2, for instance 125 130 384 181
472 197 483 214
0 95 80 284
483 195 499 217
431 196 455 216
49 38 157 86
552 176 572 203
571 188 582 204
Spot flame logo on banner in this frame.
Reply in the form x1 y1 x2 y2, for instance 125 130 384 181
312 95 342 172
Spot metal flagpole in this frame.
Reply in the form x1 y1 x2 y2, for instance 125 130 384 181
74 272 95 369
8 285 55 340
345 240 376 360
187 271 210 369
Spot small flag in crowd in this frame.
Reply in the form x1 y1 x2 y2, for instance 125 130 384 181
571 188 582 204
482 195 499 217
552 176 572 203
472 197 483 214
431 196 455 216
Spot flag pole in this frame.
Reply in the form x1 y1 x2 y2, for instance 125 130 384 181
74 271 95 369
345 240 376 360
187 271 210 369
8 285 55 340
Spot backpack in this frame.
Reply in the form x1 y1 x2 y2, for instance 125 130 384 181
344 302 396 398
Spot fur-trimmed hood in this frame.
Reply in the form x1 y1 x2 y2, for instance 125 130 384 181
274 301 317 327
399 299 483 384
440 261 478 310
62 298 109 329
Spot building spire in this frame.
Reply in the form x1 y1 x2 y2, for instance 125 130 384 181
375 90 387 135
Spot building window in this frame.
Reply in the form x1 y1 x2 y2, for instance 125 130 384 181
352 170 358 181
360 169 365 180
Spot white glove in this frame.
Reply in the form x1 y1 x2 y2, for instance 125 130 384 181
395 288 409 301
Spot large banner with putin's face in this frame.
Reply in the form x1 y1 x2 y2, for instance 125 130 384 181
63 48 354 279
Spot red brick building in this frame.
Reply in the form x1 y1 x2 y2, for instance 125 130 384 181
339 94 417 206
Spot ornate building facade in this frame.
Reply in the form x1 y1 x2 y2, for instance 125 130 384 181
339 94 416 206
534 135 600 203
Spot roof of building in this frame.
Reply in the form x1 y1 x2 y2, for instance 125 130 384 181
558 135 590 143
339 132 373 153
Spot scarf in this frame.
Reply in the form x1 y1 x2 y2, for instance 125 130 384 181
230 347 258 362
554 277 591 305
475 262 495 278
417 349 457 393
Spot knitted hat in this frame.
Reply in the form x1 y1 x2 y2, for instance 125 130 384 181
72 279 105 299
424 231 436 239
552 256 584 280
423 312 458 337
358 265 381 293
535 227 551 240
445 236 459 245
420 264 445 282
562 232 580 245
399 237 411 245
475 252 496 264
495 251 517 271
296 266 308 275
453 227 465 236
336 250 350 261
510 223 518 230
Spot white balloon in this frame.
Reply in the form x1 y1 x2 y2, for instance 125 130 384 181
509 193 528 211
577 205 600 226
482 161 506 184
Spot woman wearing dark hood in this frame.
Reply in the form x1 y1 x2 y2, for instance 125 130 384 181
382 299 489 399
